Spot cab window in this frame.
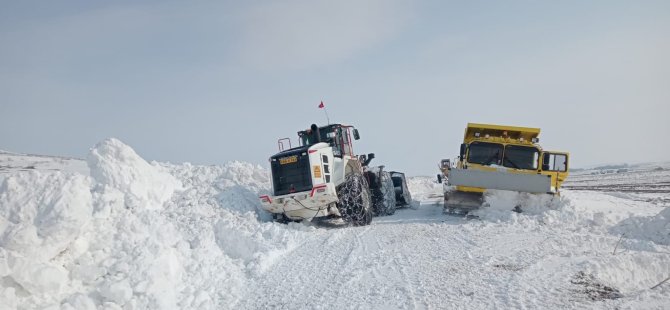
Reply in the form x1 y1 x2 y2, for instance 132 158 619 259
340 128 353 156
542 153 568 172
468 142 503 166
503 145 539 170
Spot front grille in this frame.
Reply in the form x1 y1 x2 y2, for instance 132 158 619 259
271 147 313 196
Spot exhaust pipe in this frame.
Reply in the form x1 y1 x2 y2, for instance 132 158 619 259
310 124 321 143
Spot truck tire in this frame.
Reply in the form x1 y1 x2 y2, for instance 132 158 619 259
337 172 372 226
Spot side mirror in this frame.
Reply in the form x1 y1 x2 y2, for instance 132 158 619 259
437 174 442 183
441 159 451 169
353 129 360 140
361 153 375 166
459 144 467 159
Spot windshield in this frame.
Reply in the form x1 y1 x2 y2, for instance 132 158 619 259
299 125 352 157
467 142 503 166
503 145 539 170
300 126 336 146
300 134 314 146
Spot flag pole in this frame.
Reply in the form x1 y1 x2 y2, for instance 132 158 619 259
319 101 330 124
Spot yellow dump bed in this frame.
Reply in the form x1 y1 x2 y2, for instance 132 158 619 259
464 123 540 143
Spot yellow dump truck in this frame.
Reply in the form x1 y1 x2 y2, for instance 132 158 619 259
438 123 569 214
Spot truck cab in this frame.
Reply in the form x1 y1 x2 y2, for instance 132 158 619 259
457 123 569 192
441 123 570 213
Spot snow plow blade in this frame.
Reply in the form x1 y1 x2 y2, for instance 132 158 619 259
444 190 483 215
448 168 553 194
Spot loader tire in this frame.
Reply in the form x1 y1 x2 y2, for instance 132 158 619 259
367 170 397 216
378 171 397 215
337 172 372 226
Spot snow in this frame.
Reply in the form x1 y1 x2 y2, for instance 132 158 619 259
88 138 182 211
0 171 92 304
0 140 668 309
0 152 88 180
585 253 670 294
406 176 442 202
0 172 92 262
612 206 670 246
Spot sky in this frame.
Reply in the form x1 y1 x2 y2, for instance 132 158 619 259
1 0 669 176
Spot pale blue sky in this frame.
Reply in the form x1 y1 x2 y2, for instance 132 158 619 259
1 0 669 175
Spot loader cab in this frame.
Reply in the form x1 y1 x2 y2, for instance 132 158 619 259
298 124 357 158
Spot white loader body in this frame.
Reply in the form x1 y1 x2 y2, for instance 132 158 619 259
260 142 360 221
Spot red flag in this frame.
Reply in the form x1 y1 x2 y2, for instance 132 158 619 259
318 101 325 109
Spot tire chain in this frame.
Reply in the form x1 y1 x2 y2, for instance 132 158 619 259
338 173 369 225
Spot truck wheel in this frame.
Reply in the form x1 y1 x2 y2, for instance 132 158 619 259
337 172 372 226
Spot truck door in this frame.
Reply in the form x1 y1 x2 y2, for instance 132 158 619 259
541 152 569 190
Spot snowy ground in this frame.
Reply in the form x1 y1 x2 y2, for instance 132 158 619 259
565 162 670 205
0 140 668 309
0 150 88 177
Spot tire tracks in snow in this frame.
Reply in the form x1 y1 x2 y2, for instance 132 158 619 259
237 226 374 309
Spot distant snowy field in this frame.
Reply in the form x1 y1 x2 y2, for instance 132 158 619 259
0 142 668 309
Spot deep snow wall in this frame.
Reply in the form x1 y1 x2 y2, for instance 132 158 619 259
0 138 309 310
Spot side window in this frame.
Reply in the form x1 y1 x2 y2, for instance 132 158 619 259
331 129 343 157
341 128 352 156
542 153 568 172
322 155 331 183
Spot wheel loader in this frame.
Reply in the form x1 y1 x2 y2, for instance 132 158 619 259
438 123 569 214
259 123 408 225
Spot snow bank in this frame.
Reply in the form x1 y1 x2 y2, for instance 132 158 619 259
161 160 270 217
471 190 632 233
0 171 92 262
0 138 311 309
0 171 92 302
584 252 670 293
472 190 576 224
612 207 670 246
77 139 284 308
159 160 309 274
407 176 441 202
67 138 190 309
88 138 182 210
